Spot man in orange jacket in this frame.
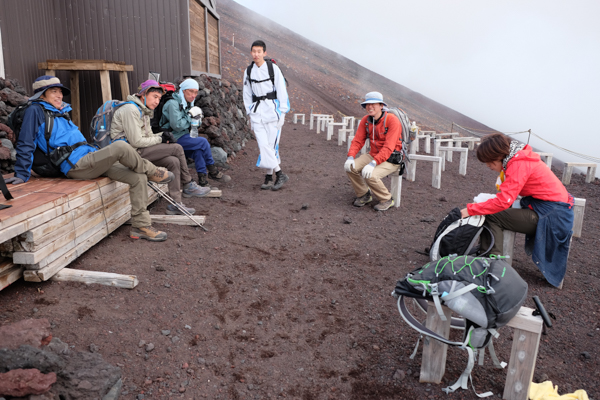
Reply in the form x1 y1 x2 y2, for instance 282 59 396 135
345 92 403 211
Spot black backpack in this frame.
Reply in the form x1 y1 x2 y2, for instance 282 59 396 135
245 58 288 113
7 102 68 178
393 254 528 396
150 90 182 133
428 207 494 261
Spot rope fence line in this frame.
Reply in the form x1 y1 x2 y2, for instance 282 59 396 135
451 123 600 163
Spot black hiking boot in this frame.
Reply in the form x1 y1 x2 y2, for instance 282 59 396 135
198 173 209 187
261 174 273 190
271 170 289 191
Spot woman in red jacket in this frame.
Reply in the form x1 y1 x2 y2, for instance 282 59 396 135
460 133 574 287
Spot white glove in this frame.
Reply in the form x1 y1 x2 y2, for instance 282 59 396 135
344 156 355 172
276 115 285 130
361 160 376 179
188 106 203 118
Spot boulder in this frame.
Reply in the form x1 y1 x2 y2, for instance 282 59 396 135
0 368 56 397
0 318 52 350
0 88 27 107
211 147 228 164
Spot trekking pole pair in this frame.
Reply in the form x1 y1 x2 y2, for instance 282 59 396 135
147 182 208 232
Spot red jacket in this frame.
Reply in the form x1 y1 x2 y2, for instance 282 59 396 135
347 111 403 165
467 145 570 215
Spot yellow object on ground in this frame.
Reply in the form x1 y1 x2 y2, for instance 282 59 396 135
529 381 589 400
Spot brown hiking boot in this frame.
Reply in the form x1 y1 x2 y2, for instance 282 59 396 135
198 172 209 187
207 164 231 183
148 167 174 184
374 198 395 211
130 226 168 242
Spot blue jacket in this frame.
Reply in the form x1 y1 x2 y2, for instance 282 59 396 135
520 196 574 287
14 101 96 181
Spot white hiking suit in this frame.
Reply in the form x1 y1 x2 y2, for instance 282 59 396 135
242 62 290 171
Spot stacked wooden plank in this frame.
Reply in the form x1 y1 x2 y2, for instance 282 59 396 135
0 176 166 289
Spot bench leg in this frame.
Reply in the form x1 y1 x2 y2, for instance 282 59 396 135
420 303 453 383
503 328 542 400
561 165 573 185
406 159 417 182
459 151 467 176
425 137 431 154
586 166 596 183
502 230 515 266
391 174 401 208
432 160 441 189
347 136 354 152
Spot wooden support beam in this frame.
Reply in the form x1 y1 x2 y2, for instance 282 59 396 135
69 71 80 128
151 215 206 226
390 174 402 208
0 264 24 291
572 197 586 238
39 60 134 72
119 71 130 100
52 268 138 289
99 70 112 103
420 302 452 383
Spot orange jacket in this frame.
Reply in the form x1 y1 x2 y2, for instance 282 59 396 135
347 111 403 165
467 145 571 215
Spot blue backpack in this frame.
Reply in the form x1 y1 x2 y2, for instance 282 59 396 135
90 100 140 148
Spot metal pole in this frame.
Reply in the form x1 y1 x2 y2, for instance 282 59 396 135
527 129 531 144
147 182 208 231
451 122 454 133
232 33 235 47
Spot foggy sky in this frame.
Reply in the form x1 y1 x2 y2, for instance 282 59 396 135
233 0 600 174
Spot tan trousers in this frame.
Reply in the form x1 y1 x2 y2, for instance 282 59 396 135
346 154 399 201
137 144 191 203
66 140 156 228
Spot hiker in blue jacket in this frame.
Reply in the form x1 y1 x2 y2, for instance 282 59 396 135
9 75 174 242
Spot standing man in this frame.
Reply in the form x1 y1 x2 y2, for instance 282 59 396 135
110 80 211 216
345 92 403 211
243 40 290 191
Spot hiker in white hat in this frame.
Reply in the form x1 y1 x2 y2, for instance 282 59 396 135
344 91 404 211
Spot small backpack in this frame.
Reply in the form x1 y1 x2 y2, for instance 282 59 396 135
428 207 494 261
150 87 178 134
90 100 140 148
246 57 288 88
7 101 69 177
393 254 528 396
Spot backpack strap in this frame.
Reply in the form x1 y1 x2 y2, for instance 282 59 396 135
0 175 14 201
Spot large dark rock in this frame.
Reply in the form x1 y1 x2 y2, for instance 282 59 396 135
0 88 28 107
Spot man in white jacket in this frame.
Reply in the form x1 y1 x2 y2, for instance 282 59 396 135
243 40 290 191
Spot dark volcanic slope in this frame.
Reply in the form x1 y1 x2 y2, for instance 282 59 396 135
219 0 497 134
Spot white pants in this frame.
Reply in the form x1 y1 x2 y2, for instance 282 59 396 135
253 120 281 172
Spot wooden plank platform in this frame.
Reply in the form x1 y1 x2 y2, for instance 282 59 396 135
0 176 172 290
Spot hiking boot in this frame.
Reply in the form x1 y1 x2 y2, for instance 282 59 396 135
130 226 167 242
353 190 373 207
271 171 289 191
148 167 174 184
207 164 231 183
166 202 196 215
182 181 211 198
261 174 274 190
374 198 395 211
198 173 209 187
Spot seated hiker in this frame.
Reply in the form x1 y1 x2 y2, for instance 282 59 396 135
159 78 231 187
344 92 403 211
9 75 174 242
110 79 210 216
460 133 574 287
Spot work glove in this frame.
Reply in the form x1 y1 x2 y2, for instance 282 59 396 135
188 106 203 118
161 131 176 144
361 160 376 179
344 156 355 172
276 115 285 130
5 176 24 185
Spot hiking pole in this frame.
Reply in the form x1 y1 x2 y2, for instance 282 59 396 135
147 182 208 232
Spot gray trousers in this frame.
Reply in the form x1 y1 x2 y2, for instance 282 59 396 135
480 207 539 256
137 143 192 203
66 141 157 228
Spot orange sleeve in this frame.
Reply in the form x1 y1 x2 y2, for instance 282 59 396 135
373 114 402 165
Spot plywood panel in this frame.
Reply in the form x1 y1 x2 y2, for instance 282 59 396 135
207 12 220 74
190 0 207 72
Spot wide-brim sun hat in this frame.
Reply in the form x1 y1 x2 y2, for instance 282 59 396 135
29 75 71 101
361 91 387 108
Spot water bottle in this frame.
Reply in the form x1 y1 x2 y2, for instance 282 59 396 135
190 118 200 138
98 125 109 147
441 291 488 328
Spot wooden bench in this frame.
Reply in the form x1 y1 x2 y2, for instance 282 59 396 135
420 302 543 400
405 155 442 189
534 152 553 169
326 122 347 141
337 117 356 146
561 162 597 184
434 139 456 162
412 134 431 154
309 113 329 130
437 146 468 175
293 113 305 124
315 115 333 134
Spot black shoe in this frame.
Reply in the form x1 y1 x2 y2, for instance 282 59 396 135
261 174 274 190
271 171 289 191
198 173 209 187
